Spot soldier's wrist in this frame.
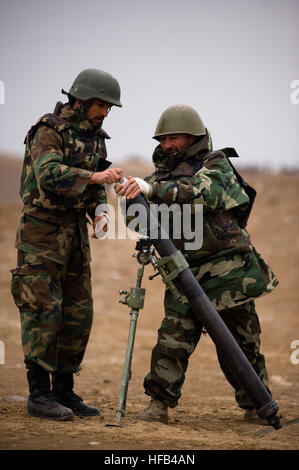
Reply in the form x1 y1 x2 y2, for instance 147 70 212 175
88 172 104 185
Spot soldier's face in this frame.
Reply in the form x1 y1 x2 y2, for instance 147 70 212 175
159 134 196 157
86 99 112 126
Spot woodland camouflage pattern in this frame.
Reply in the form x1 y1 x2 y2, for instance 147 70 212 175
135 134 278 409
16 101 110 264
144 298 270 409
11 102 109 372
11 246 92 374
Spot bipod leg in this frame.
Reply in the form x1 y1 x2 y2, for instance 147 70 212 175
114 265 146 426
115 307 139 424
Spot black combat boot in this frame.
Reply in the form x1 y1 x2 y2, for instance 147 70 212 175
51 372 100 417
26 364 74 421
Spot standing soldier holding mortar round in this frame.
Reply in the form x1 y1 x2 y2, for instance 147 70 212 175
11 69 123 421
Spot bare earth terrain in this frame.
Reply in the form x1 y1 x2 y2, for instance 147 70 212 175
0 156 298 457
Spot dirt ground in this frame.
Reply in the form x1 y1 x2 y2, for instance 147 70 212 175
0 159 298 452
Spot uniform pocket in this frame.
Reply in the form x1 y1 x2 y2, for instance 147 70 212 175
20 212 59 253
11 263 52 312
16 207 76 265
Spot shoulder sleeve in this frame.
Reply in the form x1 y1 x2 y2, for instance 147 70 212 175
31 125 64 159
31 126 93 197
192 154 250 211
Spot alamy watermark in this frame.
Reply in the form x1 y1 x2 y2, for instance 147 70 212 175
290 340 299 365
96 198 203 250
0 80 5 104
0 341 5 364
290 80 299 104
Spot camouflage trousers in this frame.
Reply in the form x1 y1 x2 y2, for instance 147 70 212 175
11 237 93 374
144 291 270 410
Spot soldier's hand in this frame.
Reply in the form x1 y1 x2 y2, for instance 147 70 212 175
89 168 123 185
114 181 124 195
124 177 142 199
114 177 131 196
114 176 141 199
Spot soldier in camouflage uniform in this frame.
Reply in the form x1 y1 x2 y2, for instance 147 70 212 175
11 69 124 421
115 105 278 425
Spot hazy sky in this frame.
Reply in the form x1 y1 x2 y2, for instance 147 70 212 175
0 0 298 170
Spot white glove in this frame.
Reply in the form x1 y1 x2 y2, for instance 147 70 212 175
94 211 110 239
133 177 150 196
95 205 110 218
94 216 109 239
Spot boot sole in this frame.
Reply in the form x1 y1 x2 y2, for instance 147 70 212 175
27 409 74 421
137 414 168 425
73 411 101 417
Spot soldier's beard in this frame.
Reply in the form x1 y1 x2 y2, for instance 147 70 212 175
89 117 104 131
165 147 179 157
92 117 103 126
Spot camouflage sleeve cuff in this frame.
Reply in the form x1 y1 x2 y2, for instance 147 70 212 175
148 182 157 199
75 169 95 194
148 181 174 200
147 181 194 205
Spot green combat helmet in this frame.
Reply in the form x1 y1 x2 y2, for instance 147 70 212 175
67 68 122 107
153 105 206 140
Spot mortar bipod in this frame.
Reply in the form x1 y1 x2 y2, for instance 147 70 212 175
114 239 150 425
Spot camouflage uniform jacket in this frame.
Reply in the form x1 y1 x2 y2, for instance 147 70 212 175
15 102 110 265
144 136 278 310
